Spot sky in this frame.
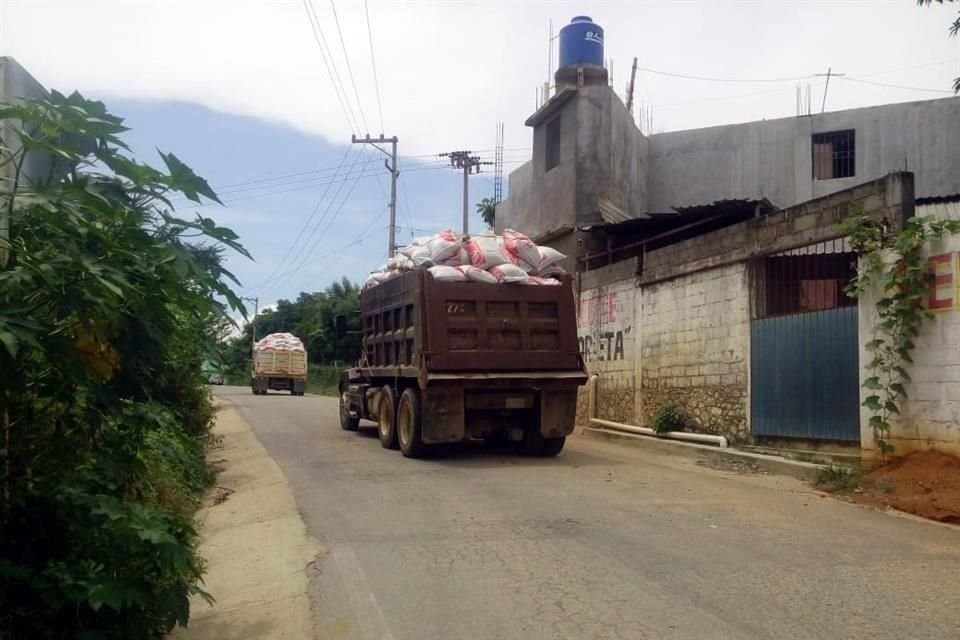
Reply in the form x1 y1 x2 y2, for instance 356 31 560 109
2 0 959 309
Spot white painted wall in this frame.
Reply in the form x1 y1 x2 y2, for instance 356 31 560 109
859 200 960 461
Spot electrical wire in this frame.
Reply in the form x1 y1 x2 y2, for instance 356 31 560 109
257 146 355 287
330 0 370 134
363 0 386 134
248 148 374 295
636 66 815 84
839 76 954 94
302 0 361 134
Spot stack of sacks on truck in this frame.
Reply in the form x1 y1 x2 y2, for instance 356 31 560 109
363 228 568 289
255 333 305 351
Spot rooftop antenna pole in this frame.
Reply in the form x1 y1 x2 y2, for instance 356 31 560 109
626 56 639 116
816 67 845 114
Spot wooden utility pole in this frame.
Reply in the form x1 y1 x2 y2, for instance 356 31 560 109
352 135 399 256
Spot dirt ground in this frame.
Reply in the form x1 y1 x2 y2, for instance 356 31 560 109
856 451 960 524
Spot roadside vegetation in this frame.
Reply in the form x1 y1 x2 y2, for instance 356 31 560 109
0 92 246 638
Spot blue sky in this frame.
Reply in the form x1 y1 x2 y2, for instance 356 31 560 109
111 98 504 306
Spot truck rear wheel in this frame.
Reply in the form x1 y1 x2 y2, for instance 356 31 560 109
397 387 426 458
339 392 359 431
377 386 399 450
540 436 566 457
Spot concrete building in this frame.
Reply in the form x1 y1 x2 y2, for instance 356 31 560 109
499 17 960 461
497 39 960 268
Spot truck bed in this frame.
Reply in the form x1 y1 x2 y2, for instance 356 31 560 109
361 270 581 375
253 350 307 377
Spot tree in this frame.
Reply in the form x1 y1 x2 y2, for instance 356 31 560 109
919 0 960 92
0 91 247 637
476 197 496 230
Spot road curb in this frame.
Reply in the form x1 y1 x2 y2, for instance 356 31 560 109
579 426 825 482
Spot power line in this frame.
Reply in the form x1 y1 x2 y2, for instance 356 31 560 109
174 169 382 208
250 148 374 295
257 146 355 287
330 0 370 134
302 0 361 134
363 0 385 134
839 76 954 94
637 66 815 84
206 156 380 192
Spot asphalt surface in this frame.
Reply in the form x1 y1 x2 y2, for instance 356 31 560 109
217 386 960 640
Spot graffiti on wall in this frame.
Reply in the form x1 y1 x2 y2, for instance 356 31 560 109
929 252 960 311
578 287 633 363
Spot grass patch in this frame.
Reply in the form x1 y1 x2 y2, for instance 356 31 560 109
815 464 862 493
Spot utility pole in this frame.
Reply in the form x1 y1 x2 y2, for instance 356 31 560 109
439 150 492 235
352 134 399 256
242 297 259 355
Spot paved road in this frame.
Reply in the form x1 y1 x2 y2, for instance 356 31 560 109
217 386 960 640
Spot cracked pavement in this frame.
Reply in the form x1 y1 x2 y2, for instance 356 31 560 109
218 386 960 640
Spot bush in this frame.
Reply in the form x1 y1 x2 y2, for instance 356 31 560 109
815 465 862 493
0 92 246 638
652 404 686 434
308 364 343 396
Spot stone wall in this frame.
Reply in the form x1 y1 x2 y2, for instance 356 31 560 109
640 264 750 440
859 199 960 461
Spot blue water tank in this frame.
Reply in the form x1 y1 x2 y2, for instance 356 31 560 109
558 16 604 68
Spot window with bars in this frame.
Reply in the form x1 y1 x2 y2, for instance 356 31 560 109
752 239 858 319
812 129 855 180
545 117 561 172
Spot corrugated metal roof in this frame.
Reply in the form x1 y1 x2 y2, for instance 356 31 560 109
672 197 778 217
918 200 960 222
916 193 960 205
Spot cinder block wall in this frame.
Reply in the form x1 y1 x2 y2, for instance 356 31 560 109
640 264 750 439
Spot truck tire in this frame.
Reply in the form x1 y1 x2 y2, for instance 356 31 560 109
377 386 399 450
540 436 566 457
339 392 359 431
397 387 426 458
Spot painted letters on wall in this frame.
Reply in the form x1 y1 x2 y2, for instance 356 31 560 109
577 281 634 365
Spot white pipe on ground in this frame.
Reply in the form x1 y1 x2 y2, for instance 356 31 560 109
590 417 728 449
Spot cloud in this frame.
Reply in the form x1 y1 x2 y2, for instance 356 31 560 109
5 1 957 160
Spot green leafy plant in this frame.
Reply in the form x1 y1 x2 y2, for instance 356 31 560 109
652 403 686 434
0 91 248 638
840 212 960 458
815 464 862 492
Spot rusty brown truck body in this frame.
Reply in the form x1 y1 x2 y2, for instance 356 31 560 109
339 270 587 457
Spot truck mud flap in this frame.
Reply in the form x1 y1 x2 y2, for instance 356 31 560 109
421 387 464 444
540 390 578 438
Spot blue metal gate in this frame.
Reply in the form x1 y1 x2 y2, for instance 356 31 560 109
750 241 860 441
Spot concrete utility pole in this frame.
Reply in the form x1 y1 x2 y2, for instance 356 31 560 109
439 150 492 235
352 134 399 257
242 296 259 355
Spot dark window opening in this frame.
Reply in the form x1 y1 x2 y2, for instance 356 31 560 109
812 129 855 180
545 117 561 172
752 239 858 319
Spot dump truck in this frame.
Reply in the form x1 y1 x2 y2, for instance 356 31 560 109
252 333 307 396
338 270 587 457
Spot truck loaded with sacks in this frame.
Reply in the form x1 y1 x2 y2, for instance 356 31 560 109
252 332 308 396
338 229 587 458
